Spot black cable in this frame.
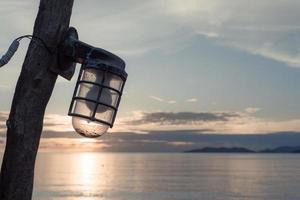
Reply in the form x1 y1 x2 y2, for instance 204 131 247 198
0 35 54 68
16 35 54 54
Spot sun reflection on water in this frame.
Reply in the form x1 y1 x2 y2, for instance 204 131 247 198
35 152 110 200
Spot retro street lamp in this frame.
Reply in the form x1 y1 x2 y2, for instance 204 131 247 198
0 27 128 138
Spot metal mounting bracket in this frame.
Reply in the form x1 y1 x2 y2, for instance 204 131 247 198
50 27 78 80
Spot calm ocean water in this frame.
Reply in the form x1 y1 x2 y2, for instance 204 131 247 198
23 153 300 200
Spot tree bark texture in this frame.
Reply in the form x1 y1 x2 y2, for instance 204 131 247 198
0 0 74 199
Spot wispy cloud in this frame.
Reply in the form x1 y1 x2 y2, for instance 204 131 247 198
43 114 73 133
0 112 8 133
167 141 195 146
149 95 164 102
1 0 299 66
196 31 219 38
186 98 198 103
0 112 73 134
69 0 300 67
253 46 300 67
38 138 111 152
245 107 261 114
149 96 177 104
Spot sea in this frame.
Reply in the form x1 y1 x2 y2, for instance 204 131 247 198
6 153 300 200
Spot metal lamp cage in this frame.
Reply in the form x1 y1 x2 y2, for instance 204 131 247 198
68 61 127 128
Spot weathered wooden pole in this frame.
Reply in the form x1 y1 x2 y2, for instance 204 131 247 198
0 0 74 199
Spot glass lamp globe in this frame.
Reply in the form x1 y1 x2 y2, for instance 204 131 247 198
69 61 127 138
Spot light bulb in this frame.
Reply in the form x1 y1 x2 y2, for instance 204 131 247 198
72 69 114 137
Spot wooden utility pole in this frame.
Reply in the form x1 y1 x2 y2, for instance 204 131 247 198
0 0 74 199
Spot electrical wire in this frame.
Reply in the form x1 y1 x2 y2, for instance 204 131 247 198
0 35 53 68
16 35 53 54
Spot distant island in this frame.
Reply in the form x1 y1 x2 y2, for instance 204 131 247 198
259 146 300 153
185 146 300 153
185 147 255 153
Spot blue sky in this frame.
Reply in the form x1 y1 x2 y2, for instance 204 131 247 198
1 0 300 145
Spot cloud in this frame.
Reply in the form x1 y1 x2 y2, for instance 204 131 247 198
1 0 299 67
2 110 300 152
114 111 242 133
167 141 195 146
70 0 300 67
149 95 164 102
43 114 73 133
125 112 239 125
2 108 300 138
245 107 261 114
186 98 198 102
196 31 219 38
149 96 177 104
0 112 73 135
115 110 300 134
0 112 8 133
37 138 111 152
253 45 300 67
165 0 300 67
0 112 8 121
222 40 300 68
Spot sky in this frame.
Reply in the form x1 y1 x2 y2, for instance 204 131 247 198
0 0 300 151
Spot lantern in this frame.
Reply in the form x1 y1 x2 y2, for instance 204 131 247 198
68 60 127 137
57 27 127 138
